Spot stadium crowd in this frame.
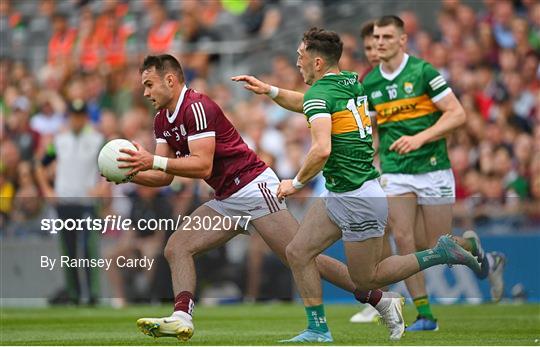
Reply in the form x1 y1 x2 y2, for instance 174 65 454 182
0 0 539 301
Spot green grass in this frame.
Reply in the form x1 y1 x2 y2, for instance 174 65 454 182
1 303 539 345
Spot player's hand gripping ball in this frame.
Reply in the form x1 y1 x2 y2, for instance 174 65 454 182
98 139 138 183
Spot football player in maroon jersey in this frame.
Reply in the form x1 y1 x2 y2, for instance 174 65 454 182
117 54 387 341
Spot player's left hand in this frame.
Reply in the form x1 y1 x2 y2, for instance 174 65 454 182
277 179 299 202
230 75 270 95
389 135 425 155
117 141 153 175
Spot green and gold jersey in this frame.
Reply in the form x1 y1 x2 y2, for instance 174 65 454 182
363 54 452 174
303 71 379 193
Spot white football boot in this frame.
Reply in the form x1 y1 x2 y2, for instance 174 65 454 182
375 293 405 341
349 305 381 323
137 311 194 341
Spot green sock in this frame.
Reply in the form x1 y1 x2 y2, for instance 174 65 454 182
305 304 328 333
415 249 446 270
413 296 435 320
466 238 479 257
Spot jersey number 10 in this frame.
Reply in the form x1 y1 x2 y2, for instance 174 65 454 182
346 96 372 139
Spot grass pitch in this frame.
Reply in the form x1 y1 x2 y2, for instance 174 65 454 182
1 303 539 345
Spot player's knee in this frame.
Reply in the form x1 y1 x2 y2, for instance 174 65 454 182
285 242 306 267
393 231 415 252
350 272 378 291
164 238 193 263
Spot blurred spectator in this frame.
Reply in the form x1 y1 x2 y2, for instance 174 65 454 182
241 0 281 39
493 145 529 199
399 10 420 55
100 10 135 70
5 96 40 161
35 99 104 304
5 161 54 238
105 186 171 308
492 0 516 49
177 12 214 81
529 2 540 51
0 162 15 229
146 3 178 54
30 91 66 137
47 12 77 68
74 8 100 72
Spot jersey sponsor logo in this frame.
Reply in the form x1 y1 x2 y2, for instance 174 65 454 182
190 102 207 131
404 82 413 94
374 94 438 125
371 90 383 99
429 76 446 90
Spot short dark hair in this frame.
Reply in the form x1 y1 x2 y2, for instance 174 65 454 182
375 15 405 31
140 54 184 82
360 21 375 39
302 27 343 67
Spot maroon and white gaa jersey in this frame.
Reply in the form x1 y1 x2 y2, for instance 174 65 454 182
153 86 267 200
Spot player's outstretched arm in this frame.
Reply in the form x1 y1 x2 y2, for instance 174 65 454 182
389 92 466 155
231 75 304 113
128 142 175 187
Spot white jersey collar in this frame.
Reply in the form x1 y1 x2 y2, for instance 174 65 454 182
379 53 409 81
166 84 188 123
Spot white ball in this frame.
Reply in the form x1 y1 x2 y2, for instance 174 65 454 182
98 139 138 183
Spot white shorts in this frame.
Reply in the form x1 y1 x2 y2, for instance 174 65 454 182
322 179 388 242
205 167 287 229
379 169 455 205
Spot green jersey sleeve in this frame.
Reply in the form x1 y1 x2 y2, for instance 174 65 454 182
423 63 452 103
302 89 331 124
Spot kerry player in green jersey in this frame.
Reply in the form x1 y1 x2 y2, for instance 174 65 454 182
363 15 505 331
233 27 481 343
351 18 504 326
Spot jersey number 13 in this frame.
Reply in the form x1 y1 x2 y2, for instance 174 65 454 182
346 96 372 139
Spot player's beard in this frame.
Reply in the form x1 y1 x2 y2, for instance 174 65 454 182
302 69 314 86
153 86 173 110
